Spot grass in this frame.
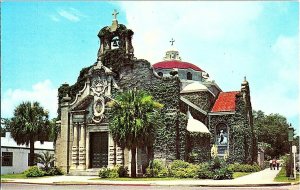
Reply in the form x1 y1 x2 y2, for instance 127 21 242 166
90 177 192 181
274 167 300 183
1 173 54 179
232 172 251 179
1 173 27 179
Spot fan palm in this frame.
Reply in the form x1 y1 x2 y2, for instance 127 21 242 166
108 90 163 177
36 151 55 171
8 101 50 166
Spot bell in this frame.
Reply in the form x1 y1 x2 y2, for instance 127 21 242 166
112 39 119 47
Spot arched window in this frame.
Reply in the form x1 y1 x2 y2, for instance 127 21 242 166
158 72 163 77
187 72 193 80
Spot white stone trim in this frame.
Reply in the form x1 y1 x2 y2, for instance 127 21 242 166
70 79 91 108
208 112 236 115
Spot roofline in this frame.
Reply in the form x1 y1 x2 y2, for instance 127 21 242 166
1 146 54 151
180 88 216 97
208 112 236 115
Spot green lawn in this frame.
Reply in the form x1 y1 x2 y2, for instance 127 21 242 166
274 167 299 183
232 172 251 179
1 173 53 179
90 177 187 181
1 173 27 179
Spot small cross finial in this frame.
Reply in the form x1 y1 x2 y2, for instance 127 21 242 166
170 38 175 46
112 9 119 20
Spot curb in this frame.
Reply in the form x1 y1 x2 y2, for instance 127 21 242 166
1 181 292 187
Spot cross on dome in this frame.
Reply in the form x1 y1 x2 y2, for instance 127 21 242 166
112 9 119 20
170 38 175 46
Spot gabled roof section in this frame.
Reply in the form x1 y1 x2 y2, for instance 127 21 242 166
211 91 240 113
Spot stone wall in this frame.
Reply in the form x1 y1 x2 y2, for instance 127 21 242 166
208 94 255 164
181 91 215 113
186 132 211 163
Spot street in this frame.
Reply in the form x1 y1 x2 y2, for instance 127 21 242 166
1 183 299 190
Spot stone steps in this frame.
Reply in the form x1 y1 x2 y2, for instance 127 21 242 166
68 168 100 176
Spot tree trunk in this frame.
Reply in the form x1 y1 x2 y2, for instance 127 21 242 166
131 147 137 178
146 145 153 173
29 140 35 166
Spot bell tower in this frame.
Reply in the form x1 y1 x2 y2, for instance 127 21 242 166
97 9 134 59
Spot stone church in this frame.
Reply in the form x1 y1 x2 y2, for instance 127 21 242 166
55 11 257 175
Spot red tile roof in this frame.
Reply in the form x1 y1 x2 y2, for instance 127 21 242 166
153 60 203 72
211 91 240 112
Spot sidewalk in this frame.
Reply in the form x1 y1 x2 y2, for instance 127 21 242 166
2 168 292 187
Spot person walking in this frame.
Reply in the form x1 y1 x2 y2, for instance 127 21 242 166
276 159 280 170
272 158 277 170
269 159 273 170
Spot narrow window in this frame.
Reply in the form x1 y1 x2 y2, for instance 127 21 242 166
187 72 193 80
2 152 13 166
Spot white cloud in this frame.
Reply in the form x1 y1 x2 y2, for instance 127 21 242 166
58 9 80 22
1 80 58 119
49 15 60 22
55 8 86 22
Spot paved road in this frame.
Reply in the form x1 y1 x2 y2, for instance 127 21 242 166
1 183 299 190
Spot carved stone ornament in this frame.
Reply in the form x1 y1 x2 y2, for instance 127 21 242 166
91 77 108 123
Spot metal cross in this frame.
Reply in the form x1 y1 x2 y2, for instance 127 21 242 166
170 38 175 46
112 9 119 20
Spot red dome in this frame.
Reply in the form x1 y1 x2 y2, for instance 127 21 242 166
153 60 203 72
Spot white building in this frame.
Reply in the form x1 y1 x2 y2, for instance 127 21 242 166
1 132 54 174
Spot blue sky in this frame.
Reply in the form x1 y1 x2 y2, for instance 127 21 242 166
1 2 299 134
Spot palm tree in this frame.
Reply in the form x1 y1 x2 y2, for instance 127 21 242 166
8 101 50 166
108 90 163 177
36 151 55 171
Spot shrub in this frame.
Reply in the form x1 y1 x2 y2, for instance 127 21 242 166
213 166 233 180
195 157 234 180
45 166 64 176
98 167 118 178
169 160 198 178
157 168 169 177
210 157 223 170
146 159 169 177
116 165 128 177
24 166 45 177
283 155 292 177
228 163 260 173
170 160 190 171
197 162 213 179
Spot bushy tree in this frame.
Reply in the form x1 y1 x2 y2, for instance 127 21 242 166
108 90 163 177
1 118 10 137
253 110 290 159
8 101 50 166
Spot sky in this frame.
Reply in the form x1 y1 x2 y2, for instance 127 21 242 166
1 2 299 134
